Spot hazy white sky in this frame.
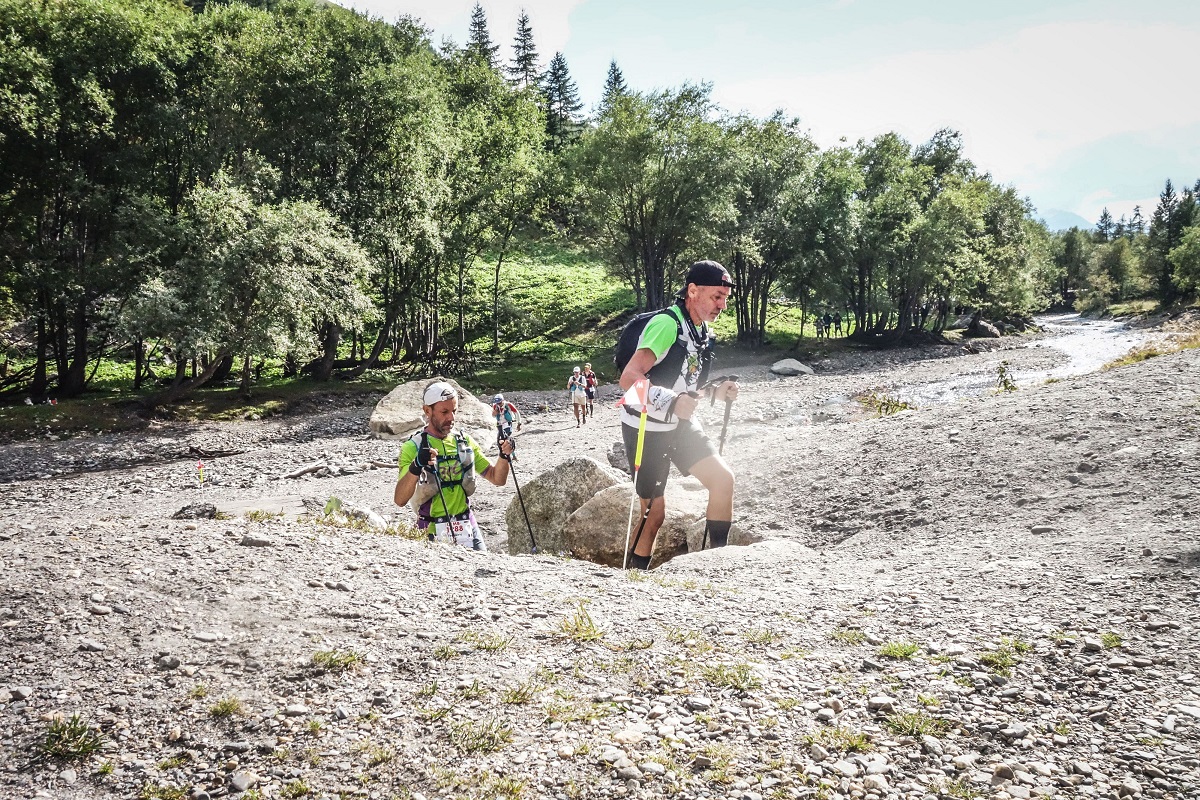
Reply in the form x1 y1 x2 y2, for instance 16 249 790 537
343 0 1200 228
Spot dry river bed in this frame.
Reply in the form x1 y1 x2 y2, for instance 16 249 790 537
1 316 1198 800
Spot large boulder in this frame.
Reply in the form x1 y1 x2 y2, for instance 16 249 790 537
505 457 625 555
967 318 1001 338
369 376 493 440
564 478 762 569
770 358 814 376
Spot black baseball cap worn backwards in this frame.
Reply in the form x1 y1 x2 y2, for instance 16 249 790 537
680 260 735 296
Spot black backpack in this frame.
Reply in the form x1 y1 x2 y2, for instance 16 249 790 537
614 305 714 387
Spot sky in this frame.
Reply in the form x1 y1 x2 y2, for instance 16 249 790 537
341 0 1200 230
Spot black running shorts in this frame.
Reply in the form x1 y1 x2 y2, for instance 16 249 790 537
620 418 717 499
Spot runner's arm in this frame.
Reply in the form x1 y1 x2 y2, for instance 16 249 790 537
394 441 420 506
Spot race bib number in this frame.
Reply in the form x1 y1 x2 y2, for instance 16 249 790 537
434 517 469 544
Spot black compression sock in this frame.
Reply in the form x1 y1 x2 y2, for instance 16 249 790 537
628 553 651 570
705 520 731 549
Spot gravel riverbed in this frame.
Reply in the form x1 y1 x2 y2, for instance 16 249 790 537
2 315 1198 800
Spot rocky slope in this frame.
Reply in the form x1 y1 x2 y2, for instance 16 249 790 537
1 322 1198 800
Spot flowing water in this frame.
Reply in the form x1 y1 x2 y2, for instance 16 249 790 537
891 313 1147 408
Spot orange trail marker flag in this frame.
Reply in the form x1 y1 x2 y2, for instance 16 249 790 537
620 379 650 569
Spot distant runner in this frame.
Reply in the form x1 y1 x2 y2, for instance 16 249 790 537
568 366 588 427
582 362 598 418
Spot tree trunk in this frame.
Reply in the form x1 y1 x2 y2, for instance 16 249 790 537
134 339 144 391
31 317 49 397
239 354 251 395
58 299 89 397
313 321 340 382
144 349 231 409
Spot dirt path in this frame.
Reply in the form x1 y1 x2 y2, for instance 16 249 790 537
2 316 1198 800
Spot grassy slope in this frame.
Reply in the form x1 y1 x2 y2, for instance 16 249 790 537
0 242 838 438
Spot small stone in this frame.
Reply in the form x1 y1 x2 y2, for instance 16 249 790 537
284 705 309 717
156 655 181 670
1118 777 1142 797
1030 525 1054 534
809 743 829 761
616 766 642 781
59 767 77 784
921 735 943 757
10 686 33 700
994 763 1016 780
868 695 897 713
832 760 858 777
686 696 712 711
78 638 106 652
640 761 666 776
228 771 258 792
88 604 112 616
239 535 271 547
863 774 889 793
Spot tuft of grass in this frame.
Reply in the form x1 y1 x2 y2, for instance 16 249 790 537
157 754 189 770
883 711 950 738
432 645 459 661
1101 632 1123 649
418 706 449 722
208 697 245 719
312 649 363 673
187 684 209 700
557 601 605 642
456 680 487 700
917 693 940 707
416 680 439 698
942 777 984 799
1053 720 1071 737
877 641 919 660
366 746 394 767
743 628 779 645
456 630 514 652
978 637 1030 676
448 718 513 753
139 785 187 800
701 662 762 690
245 509 283 523
995 360 1017 392
804 726 871 753
858 390 915 416
281 779 312 798
1103 330 1200 370
499 680 539 705
42 715 104 762
828 627 865 646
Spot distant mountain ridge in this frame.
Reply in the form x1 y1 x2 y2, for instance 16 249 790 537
1040 208 1093 232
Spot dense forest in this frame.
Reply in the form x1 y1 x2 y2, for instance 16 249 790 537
1 0 1197 403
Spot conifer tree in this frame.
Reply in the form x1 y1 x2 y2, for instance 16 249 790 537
507 9 538 88
1095 207 1114 242
1128 205 1144 238
540 51 583 151
466 3 499 69
1149 179 1183 301
599 59 628 115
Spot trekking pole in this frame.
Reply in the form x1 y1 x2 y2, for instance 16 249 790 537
498 422 537 554
706 375 739 456
620 379 650 570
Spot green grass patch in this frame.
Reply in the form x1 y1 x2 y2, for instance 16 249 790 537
448 718 513 753
557 601 605 642
208 697 245 719
878 641 919 660
804 726 871 753
701 662 762 691
883 711 950 738
42 714 104 761
828 627 866 646
311 649 363 673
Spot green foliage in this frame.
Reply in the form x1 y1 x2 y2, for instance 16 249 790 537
995 360 1017 392
1101 632 1123 649
877 641 919 660
208 697 245 719
42 715 104 761
859 391 915 416
828 627 866 645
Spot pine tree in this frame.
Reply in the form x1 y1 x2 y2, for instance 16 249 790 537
506 10 539 88
1095 207 1114 242
540 52 584 151
466 3 500 70
1149 180 1182 301
1128 205 1144 238
599 59 628 115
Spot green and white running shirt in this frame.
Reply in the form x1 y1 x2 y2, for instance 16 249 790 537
621 305 708 432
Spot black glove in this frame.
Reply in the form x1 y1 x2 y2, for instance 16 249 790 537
408 442 434 475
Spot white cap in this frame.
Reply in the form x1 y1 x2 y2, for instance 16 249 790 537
422 381 457 406
573 366 581 373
